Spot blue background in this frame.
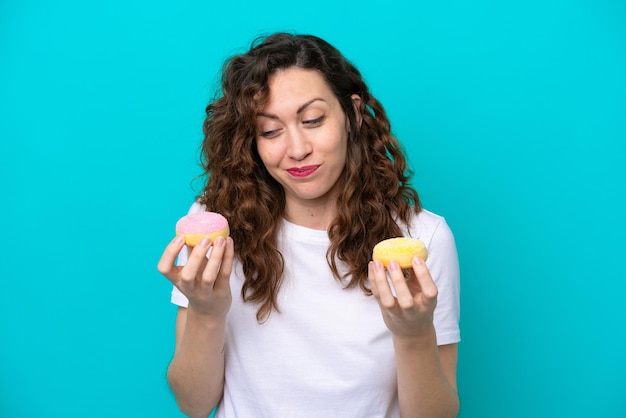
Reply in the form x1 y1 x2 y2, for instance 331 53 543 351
1 0 624 417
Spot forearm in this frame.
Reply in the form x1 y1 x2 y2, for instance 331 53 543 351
394 328 459 418
167 308 226 418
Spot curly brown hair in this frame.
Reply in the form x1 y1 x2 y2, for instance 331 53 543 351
198 33 421 322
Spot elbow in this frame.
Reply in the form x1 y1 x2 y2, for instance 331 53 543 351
447 395 460 418
167 366 219 418
453 401 461 418
433 391 460 418
176 403 215 418
173 397 215 418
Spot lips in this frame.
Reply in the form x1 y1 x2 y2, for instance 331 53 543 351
286 165 319 178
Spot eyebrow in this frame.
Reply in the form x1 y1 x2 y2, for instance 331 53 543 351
257 98 326 119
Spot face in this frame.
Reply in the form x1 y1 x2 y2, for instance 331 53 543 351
255 67 355 217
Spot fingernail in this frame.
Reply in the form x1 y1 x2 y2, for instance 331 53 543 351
375 260 384 272
215 236 224 246
199 237 210 247
412 256 423 266
174 236 185 245
388 260 399 271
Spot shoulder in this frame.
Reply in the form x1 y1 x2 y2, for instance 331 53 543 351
407 209 455 248
187 200 206 214
406 208 459 277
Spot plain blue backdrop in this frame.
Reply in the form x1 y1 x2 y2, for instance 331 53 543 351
1 0 624 417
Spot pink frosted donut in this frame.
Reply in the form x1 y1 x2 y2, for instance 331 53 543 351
175 211 230 247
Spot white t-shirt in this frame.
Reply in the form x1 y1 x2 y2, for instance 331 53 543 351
171 202 460 417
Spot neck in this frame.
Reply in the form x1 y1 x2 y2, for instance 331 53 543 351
284 200 336 231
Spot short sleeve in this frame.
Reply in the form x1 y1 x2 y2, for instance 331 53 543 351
425 217 461 345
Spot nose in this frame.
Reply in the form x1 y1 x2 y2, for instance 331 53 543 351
285 128 312 161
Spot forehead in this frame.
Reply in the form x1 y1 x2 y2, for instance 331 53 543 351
263 67 336 108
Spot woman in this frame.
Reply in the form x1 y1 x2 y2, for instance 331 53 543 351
158 33 460 418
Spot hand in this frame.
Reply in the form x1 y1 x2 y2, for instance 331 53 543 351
157 235 234 319
368 256 438 341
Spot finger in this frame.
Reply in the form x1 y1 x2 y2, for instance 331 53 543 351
180 237 212 284
404 268 421 295
387 261 415 309
213 237 235 293
200 236 227 285
156 236 186 281
205 237 235 296
412 256 438 301
368 261 380 298
370 260 396 309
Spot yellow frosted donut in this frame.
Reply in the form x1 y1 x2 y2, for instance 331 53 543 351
372 237 428 268
175 211 230 247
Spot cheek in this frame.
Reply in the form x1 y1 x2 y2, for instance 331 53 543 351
256 141 281 168
325 124 349 157
317 120 347 148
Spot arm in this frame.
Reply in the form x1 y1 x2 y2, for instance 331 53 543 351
394 337 459 418
157 235 234 418
167 307 225 418
369 257 460 418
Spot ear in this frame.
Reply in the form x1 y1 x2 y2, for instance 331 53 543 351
351 94 363 128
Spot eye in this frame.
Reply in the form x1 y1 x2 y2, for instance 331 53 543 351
259 128 281 138
303 115 325 126
259 130 278 138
